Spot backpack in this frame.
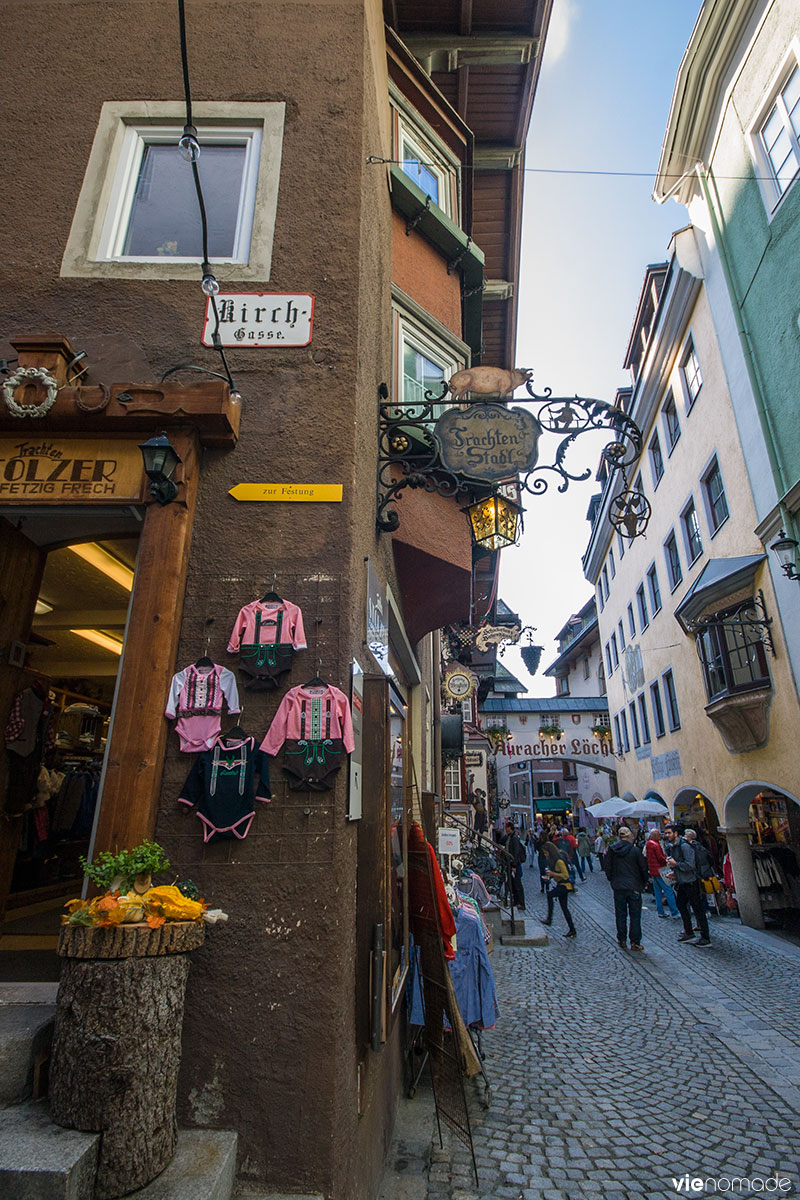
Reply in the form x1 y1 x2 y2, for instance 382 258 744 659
513 836 527 866
693 841 714 880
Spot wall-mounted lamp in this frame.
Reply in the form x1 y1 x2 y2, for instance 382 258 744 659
770 528 799 580
465 492 522 551
138 433 181 505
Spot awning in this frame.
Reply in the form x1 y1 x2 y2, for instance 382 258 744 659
534 798 569 813
674 555 765 631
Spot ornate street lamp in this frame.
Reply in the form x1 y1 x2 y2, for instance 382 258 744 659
770 528 800 580
465 492 522 551
138 432 181 505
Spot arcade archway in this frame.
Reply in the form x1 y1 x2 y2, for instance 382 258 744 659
723 782 800 930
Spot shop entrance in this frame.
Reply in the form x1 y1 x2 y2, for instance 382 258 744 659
725 783 800 931
674 789 724 871
0 507 142 980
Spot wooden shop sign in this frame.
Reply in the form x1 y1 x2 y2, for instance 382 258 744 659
202 293 314 347
435 404 540 482
228 483 343 502
0 437 145 503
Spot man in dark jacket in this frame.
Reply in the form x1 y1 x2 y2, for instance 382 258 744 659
664 824 711 946
603 825 649 950
503 820 526 911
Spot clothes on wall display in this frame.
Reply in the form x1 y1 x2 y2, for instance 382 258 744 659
260 684 354 791
408 905 500 1030
178 734 272 842
227 598 307 690
4 682 54 814
165 663 241 752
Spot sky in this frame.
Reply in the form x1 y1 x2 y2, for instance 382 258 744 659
497 0 703 691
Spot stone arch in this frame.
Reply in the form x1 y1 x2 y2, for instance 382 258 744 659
721 780 800 930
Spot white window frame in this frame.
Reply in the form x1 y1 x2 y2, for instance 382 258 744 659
393 302 467 422
390 92 460 223
62 101 284 281
680 337 703 411
662 390 681 454
444 760 462 804
96 122 262 264
748 47 800 218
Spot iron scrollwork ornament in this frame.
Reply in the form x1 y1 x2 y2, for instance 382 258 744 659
376 372 651 539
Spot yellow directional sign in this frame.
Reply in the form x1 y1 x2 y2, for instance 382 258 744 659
228 483 343 503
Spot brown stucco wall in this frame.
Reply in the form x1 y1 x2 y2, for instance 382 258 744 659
0 2 402 1198
392 213 464 334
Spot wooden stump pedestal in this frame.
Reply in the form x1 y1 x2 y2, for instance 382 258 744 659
49 922 205 1200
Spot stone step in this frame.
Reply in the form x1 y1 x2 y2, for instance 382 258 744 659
0 1099 99 1200
125 1130 238 1200
0 985 59 1108
499 915 549 947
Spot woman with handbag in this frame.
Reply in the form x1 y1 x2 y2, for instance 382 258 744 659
540 841 577 938
645 829 680 918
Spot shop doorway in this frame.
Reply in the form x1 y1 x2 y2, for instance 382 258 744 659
674 789 723 870
725 783 800 931
0 508 142 980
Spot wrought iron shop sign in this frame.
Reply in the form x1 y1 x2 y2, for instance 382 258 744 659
435 405 539 482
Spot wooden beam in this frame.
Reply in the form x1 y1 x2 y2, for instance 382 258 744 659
459 0 473 37
90 431 200 855
34 610 129 628
457 65 470 120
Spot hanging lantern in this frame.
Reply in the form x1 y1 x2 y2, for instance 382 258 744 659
465 492 521 550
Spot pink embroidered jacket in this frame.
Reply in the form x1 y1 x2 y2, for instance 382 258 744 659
227 599 307 652
166 664 240 753
260 685 355 756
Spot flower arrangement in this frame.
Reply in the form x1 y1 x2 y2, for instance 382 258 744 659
64 840 227 929
538 724 563 739
591 724 613 741
485 724 511 752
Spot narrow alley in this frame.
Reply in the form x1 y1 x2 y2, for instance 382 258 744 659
380 871 800 1200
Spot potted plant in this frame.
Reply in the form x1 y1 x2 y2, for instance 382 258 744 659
50 841 226 1200
485 724 511 753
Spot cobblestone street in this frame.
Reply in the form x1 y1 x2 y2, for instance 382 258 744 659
379 870 800 1200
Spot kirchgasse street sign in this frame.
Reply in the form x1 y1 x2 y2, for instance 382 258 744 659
202 293 314 347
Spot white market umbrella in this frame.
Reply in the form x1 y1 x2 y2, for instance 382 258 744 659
618 799 670 818
586 797 629 818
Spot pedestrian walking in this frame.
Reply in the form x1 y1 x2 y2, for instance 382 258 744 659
644 829 680 919
593 829 606 868
685 828 717 918
536 839 549 893
603 825 648 950
576 828 594 874
557 826 585 883
540 841 576 938
663 823 711 947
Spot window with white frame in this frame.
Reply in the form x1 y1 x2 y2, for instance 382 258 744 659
681 497 703 564
444 759 462 804
650 680 666 738
392 102 459 221
680 337 703 409
649 431 665 488
627 602 636 639
665 530 683 591
609 547 616 579
637 583 649 630
702 457 730 534
62 101 284 280
610 632 619 671
754 60 800 208
662 668 681 731
629 701 640 749
618 619 626 652
662 390 681 453
637 693 651 745
647 563 662 615
394 307 464 423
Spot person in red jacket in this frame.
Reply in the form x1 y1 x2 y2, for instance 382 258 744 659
645 829 680 918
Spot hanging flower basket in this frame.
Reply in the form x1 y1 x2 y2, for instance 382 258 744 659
485 725 511 754
520 643 544 675
591 724 613 741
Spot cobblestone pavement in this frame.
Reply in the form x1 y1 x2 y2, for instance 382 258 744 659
378 869 800 1200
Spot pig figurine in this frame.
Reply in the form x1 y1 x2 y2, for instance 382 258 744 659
447 366 533 401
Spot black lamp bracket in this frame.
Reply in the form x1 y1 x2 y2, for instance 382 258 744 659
376 378 647 536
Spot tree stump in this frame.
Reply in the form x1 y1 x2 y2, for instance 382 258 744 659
49 923 203 1199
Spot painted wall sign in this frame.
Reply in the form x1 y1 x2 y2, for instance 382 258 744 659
202 293 314 347
228 483 342 502
651 749 682 780
434 404 540 482
464 751 484 767
496 738 612 760
0 438 145 503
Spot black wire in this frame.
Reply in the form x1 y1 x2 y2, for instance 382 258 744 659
176 0 236 392
177 0 193 126
160 364 233 384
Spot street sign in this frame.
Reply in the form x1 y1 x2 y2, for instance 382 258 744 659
228 483 342 502
202 293 314 347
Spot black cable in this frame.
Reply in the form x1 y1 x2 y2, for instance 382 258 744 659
160 364 232 384
176 0 236 393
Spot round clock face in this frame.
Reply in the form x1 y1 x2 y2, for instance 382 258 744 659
447 672 471 697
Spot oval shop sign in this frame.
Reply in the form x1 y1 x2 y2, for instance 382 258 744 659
435 404 540 482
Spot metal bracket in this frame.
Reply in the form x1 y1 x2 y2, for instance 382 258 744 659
376 377 648 538
405 195 431 236
689 590 776 658
447 236 472 275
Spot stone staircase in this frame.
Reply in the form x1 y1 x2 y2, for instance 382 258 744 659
0 982 238 1200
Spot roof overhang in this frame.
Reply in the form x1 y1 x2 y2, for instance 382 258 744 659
674 555 765 632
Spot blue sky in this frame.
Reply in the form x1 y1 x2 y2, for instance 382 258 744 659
498 0 702 691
